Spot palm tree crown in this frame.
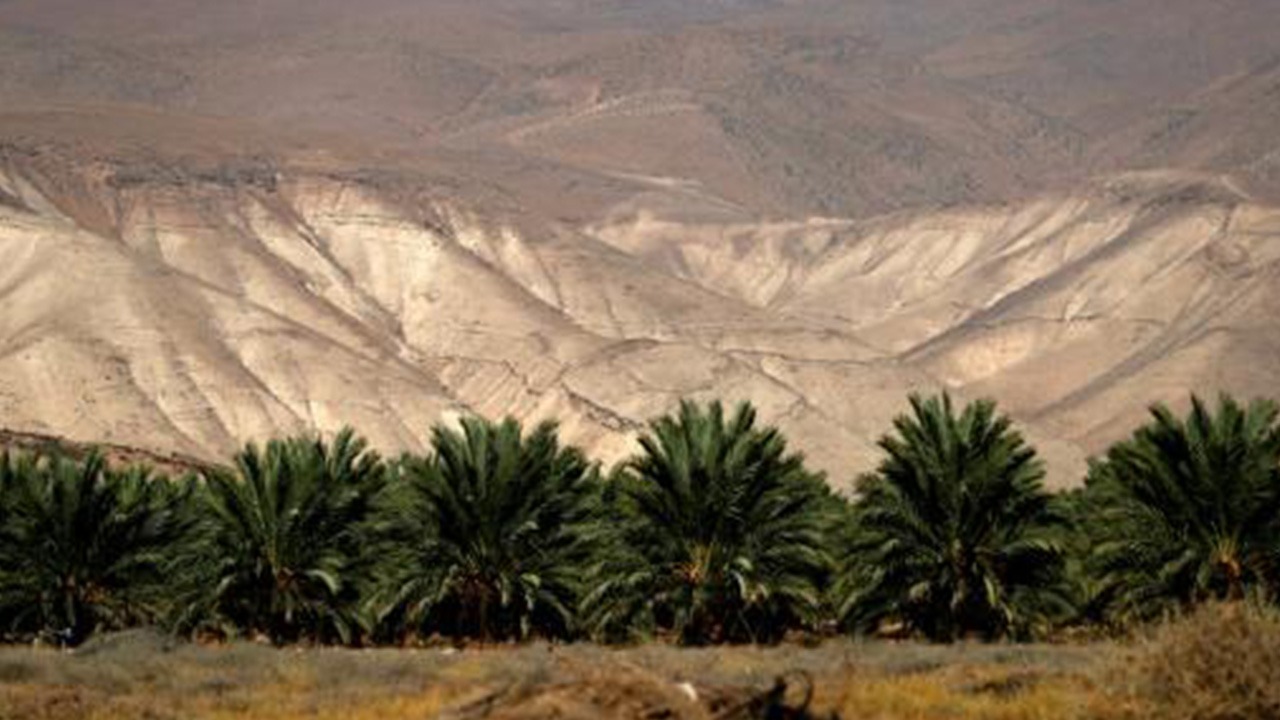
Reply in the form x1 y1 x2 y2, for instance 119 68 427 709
1083 395 1280 618
190 428 386 644
586 400 834 645
0 452 193 645
374 416 602 642
838 393 1067 641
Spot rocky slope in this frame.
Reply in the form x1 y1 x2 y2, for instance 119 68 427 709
3 128 1277 486
2 0 1279 487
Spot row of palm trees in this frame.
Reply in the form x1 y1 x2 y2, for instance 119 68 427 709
1 392 1277 647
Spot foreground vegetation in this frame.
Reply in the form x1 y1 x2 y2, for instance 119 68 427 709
0 631 1101 720
2 393 1279 648
1 604 1276 719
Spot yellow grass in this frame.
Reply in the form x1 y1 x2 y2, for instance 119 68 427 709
816 665 1096 720
0 636 1121 720
9 607 1270 719
0 684 456 720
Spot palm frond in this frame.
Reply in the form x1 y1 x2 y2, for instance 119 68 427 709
837 392 1066 642
587 400 838 645
371 416 603 643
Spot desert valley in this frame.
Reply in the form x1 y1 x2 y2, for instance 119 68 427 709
4 2 1280 718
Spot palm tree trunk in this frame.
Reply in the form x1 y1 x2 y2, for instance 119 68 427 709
1225 557 1245 602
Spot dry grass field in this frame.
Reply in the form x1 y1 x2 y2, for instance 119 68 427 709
0 633 1104 720
4 604 1275 719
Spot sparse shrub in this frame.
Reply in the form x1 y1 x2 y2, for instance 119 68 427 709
1112 603 1280 720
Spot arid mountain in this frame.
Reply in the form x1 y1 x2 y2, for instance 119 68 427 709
1 1 1278 486
4 0 1279 213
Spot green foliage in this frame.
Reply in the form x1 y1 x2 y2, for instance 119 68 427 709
373 416 602 642
1082 395 1280 621
1050 488 1116 633
838 393 1068 642
187 428 386 645
5 391 1280 648
585 400 835 645
0 452 193 645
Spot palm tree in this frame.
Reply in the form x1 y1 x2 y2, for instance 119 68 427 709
585 400 835 645
1082 395 1280 620
373 416 602 643
0 451 194 645
187 428 386 645
1050 487 1116 631
837 393 1067 642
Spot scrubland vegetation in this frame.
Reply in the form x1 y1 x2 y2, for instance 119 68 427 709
1 392 1279 718
0 605 1276 719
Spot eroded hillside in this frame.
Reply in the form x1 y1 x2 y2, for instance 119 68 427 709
1 0 1279 485
3 124 1277 485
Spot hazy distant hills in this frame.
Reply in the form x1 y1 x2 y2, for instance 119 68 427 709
0 0 1278 485
4 0 1278 213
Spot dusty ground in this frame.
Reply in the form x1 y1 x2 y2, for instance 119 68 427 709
0 631 1115 719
